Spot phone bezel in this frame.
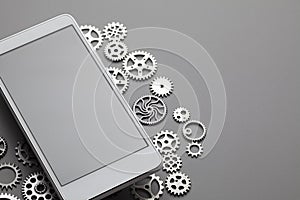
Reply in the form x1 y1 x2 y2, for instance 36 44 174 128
0 14 162 200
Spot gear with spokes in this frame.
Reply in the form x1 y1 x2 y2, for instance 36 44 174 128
106 67 129 94
150 76 174 97
0 136 7 159
131 174 164 200
165 172 191 196
123 50 157 81
186 142 204 158
0 163 22 190
104 40 128 61
22 172 56 200
152 130 180 155
103 22 127 41
173 107 190 123
162 153 182 173
15 141 39 167
80 25 103 50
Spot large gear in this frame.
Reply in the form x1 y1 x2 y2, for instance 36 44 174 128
182 120 207 142
150 76 174 97
80 25 103 50
15 141 38 167
0 193 21 200
22 172 56 200
162 153 182 173
152 130 180 154
131 174 164 200
0 136 8 159
173 107 190 123
104 40 128 61
0 163 22 190
132 95 167 125
123 50 157 81
186 142 204 158
106 67 129 94
103 22 127 41
165 172 191 196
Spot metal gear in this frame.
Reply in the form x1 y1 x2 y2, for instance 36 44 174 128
165 172 191 196
131 174 164 200
152 130 180 154
132 95 167 125
0 137 8 159
104 40 128 61
123 50 157 81
106 67 129 94
186 142 203 158
173 107 190 123
0 163 22 190
0 193 21 200
80 25 103 50
103 22 127 41
22 172 56 200
15 141 38 167
162 153 182 173
150 76 174 97
182 120 207 142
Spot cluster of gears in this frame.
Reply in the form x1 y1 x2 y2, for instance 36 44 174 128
0 137 56 200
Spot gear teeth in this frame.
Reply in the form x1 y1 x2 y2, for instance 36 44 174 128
80 24 103 50
104 40 128 62
186 142 204 158
0 162 22 190
0 136 8 159
150 76 174 97
123 50 158 81
15 141 38 167
165 172 191 196
103 22 127 41
162 153 183 173
152 130 180 154
173 107 190 123
183 120 207 142
0 193 21 200
106 67 129 94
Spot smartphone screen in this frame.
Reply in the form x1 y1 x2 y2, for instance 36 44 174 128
0 26 148 186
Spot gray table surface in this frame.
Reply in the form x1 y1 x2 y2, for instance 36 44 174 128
0 1 299 200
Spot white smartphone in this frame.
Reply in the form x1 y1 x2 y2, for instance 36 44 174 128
0 14 161 200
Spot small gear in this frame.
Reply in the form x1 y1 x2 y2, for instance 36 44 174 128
103 22 127 41
186 142 204 158
182 120 207 142
131 174 164 200
132 95 167 125
0 193 21 200
0 137 8 159
106 67 129 94
123 51 157 81
173 107 190 123
165 172 191 196
150 76 174 97
104 40 128 61
22 172 56 200
0 163 22 190
152 130 180 154
15 141 38 167
162 153 182 173
80 25 103 50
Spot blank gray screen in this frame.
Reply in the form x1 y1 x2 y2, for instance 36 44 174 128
0 26 147 185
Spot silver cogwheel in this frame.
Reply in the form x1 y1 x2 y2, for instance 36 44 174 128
15 141 38 167
0 193 21 200
22 172 56 200
80 25 103 50
165 172 191 196
150 76 174 97
162 153 182 173
131 174 164 200
0 163 22 190
132 95 167 125
0 136 8 159
104 40 128 61
173 107 190 123
106 67 129 94
123 51 157 81
103 22 127 41
182 120 207 142
152 130 180 154
186 142 204 158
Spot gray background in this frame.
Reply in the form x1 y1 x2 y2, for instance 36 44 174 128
0 1 299 200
